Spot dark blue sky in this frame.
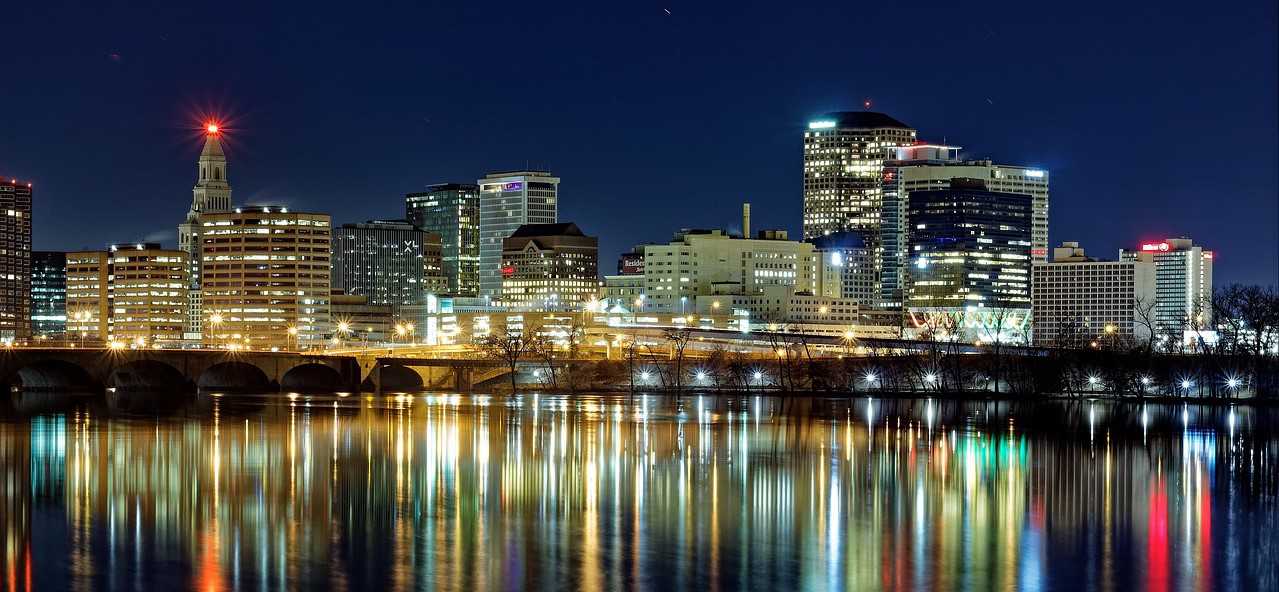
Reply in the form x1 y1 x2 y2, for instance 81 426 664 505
3 0 1276 285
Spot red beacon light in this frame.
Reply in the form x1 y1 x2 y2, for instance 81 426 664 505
206 123 220 134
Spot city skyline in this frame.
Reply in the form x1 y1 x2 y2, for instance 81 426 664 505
3 2 1275 288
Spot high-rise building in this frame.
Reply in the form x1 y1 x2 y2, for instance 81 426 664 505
905 178 1033 341
879 143 962 307
802 112 917 242
886 155 1050 279
0 177 32 341
31 251 67 341
478 171 559 297
65 251 110 344
105 243 189 347
1120 237 1214 336
1031 242 1156 347
500 223 598 311
178 125 233 289
331 220 447 308
200 206 331 350
406 183 480 296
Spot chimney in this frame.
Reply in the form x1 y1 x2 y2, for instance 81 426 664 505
742 203 751 239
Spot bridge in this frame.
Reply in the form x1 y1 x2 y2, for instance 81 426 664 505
0 348 363 394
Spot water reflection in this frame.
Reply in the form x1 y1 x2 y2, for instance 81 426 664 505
1 394 1277 591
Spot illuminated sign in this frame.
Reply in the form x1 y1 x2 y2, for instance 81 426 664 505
1141 242 1171 252
502 182 523 191
808 120 836 129
618 254 644 275
1025 170 1046 178
501 266 515 276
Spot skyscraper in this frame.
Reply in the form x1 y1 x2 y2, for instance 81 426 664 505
331 219 447 307
65 251 110 344
1121 237 1214 337
802 112 917 241
906 178 1033 342
0 177 32 341
405 183 480 296
1031 242 1156 347
31 251 66 341
200 206 331 350
478 171 559 298
178 124 233 288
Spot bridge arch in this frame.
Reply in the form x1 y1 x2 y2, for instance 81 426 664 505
108 360 190 392
10 359 99 393
198 361 272 393
362 364 424 393
281 363 344 394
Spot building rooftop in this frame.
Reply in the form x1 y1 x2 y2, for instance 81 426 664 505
811 111 912 130
509 222 585 238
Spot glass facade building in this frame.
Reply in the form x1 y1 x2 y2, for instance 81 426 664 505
405 183 480 296
31 251 66 340
905 178 1033 341
478 171 558 298
331 219 446 308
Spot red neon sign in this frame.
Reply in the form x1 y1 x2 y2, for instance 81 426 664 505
501 266 515 276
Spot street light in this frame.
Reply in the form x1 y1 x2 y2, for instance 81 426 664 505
287 326 299 351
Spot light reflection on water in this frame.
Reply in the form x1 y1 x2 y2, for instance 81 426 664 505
1 393 1277 591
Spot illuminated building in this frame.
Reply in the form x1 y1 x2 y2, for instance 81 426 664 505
178 124 232 290
63 245 189 347
31 251 67 341
1121 237 1214 335
0 177 32 341
1031 242 1156 347
331 220 447 308
500 223 598 311
199 206 331 350
106 243 189 347
906 178 1032 341
882 146 1050 307
478 171 559 297
640 226 823 314
802 112 917 241
64 251 110 344
406 183 480 296
602 274 644 306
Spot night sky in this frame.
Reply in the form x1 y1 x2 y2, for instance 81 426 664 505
3 1 1276 286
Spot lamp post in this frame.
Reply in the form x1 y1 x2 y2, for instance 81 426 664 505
287 326 299 351
209 312 224 349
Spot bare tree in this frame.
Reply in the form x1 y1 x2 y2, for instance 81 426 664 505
478 329 534 393
663 327 693 393
1133 294 1161 354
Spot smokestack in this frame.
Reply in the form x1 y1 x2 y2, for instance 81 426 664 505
742 203 751 239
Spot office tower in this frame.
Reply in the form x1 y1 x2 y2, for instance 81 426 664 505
1120 237 1214 336
406 183 480 296
478 171 559 297
641 228 821 314
178 124 233 289
887 155 1050 276
810 231 878 307
329 293 396 343
31 251 67 341
105 243 189 347
802 112 917 243
200 206 331 350
500 223 598 311
331 220 447 307
65 251 110 344
906 178 1033 341
0 177 32 341
879 143 962 307
1031 242 1156 347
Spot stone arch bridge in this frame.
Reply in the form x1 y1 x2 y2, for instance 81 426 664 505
0 348 363 394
